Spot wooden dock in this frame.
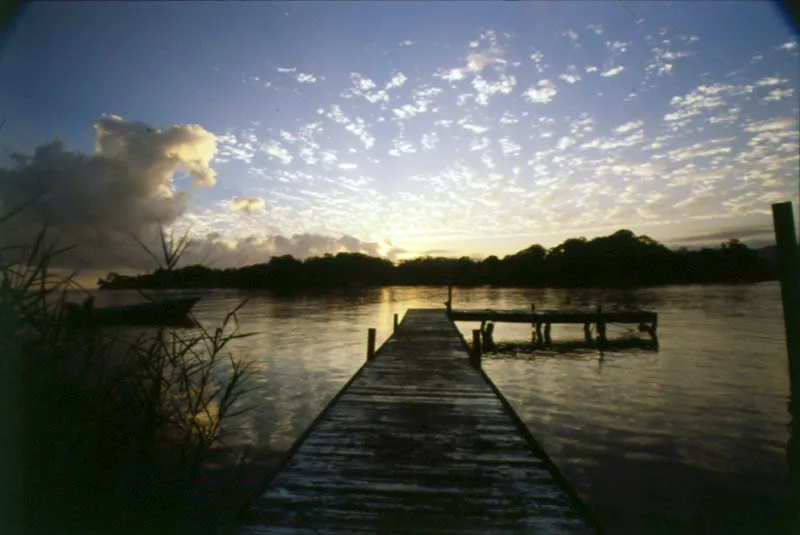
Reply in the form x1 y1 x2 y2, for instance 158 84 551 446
239 309 594 534
450 306 658 347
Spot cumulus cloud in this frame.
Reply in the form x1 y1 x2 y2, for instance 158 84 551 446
229 196 265 215
0 115 217 269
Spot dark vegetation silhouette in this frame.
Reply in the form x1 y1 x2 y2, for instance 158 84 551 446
99 229 777 292
1 216 257 533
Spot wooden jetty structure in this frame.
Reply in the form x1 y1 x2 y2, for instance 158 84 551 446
447 296 658 348
239 309 595 534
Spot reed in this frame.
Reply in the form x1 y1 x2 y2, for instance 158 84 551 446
1 207 255 533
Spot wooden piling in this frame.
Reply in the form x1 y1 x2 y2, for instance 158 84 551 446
393 313 399 332
773 202 800 415
471 329 482 368
649 316 659 343
367 328 376 361
772 201 800 528
596 306 607 344
544 322 552 347
531 304 537 343
483 322 496 351
535 322 544 347
583 322 593 342
446 283 453 314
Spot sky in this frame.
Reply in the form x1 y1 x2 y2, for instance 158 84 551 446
0 1 797 274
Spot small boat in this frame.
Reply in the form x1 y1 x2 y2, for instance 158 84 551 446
66 296 200 326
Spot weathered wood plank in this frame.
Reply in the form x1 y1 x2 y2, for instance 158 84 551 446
239 309 594 534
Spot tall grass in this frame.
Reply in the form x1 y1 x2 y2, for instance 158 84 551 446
0 213 255 534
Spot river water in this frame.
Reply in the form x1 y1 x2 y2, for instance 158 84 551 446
92 283 792 533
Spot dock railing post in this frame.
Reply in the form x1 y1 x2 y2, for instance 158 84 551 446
471 329 482 369
483 323 495 351
446 283 453 314
596 305 607 344
772 201 800 524
367 328 376 361
393 313 399 332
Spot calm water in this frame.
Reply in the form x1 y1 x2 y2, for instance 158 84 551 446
93 283 792 533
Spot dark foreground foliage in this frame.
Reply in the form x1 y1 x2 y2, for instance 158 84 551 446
1 224 256 534
99 229 777 292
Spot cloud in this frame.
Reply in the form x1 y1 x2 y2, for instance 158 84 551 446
670 226 774 244
386 72 407 89
614 120 643 134
764 88 794 102
399 40 413 46
558 65 582 84
561 29 580 47
262 140 294 164
229 196 265 215
186 232 396 267
296 73 317 84
276 67 297 73
522 79 557 104
434 46 506 82
586 24 603 35
0 115 217 270
421 132 440 150
777 39 797 52
600 65 625 77
214 129 258 164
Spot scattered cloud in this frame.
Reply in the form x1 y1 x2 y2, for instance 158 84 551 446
600 65 625 77
262 140 294 165
296 73 317 84
522 79 558 104
229 196 265 215
614 120 643 134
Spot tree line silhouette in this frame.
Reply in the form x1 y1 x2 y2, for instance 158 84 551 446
98 229 778 291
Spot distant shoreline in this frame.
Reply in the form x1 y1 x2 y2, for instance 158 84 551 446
97 229 778 292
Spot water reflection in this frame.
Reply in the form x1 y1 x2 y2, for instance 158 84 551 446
91 283 790 533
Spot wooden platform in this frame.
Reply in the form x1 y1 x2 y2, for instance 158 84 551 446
450 307 658 347
449 308 656 324
239 309 593 534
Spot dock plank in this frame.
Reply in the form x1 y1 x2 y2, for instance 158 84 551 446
239 309 593 534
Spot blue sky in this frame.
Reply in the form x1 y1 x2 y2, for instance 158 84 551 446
0 1 797 269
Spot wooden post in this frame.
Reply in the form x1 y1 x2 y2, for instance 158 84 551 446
773 202 800 416
772 201 800 527
483 323 496 351
649 316 659 343
393 313 399 332
530 304 537 343
471 329 482 368
596 306 607 344
544 322 552 347
583 322 593 343
446 283 453 314
367 328 376 361
535 321 544 347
